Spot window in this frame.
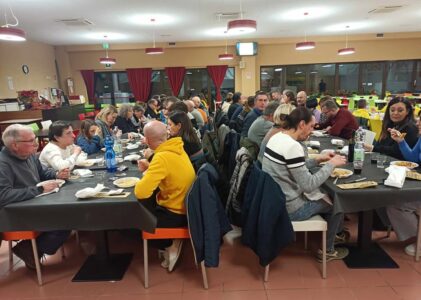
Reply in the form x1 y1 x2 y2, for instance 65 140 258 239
416 61 421 93
94 72 132 105
260 67 283 93
308 64 335 95
338 63 359 95
386 61 415 94
286 65 306 94
360 62 384 96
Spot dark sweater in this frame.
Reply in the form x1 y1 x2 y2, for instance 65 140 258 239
114 116 137 134
0 147 56 207
319 108 359 139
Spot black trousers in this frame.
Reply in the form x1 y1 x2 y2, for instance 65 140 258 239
141 193 187 249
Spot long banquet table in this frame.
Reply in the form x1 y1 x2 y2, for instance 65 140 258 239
0 157 157 281
311 135 421 268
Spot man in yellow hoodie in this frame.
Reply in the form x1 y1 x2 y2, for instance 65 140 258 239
135 120 195 272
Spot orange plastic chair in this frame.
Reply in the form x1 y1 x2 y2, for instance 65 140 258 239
2 231 43 285
142 228 208 289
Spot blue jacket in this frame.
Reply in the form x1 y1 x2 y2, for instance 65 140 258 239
76 135 102 155
187 163 232 267
241 162 294 266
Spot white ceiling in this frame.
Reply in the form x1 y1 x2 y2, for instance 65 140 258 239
1 0 420 46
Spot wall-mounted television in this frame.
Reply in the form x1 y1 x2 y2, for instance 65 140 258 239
236 42 258 56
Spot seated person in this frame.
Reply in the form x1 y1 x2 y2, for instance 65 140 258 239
318 99 358 139
229 96 254 133
306 96 321 123
134 121 195 272
262 107 349 262
227 92 242 121
364 97 418 159
248 101 279 145
241 92 269 137
95 105 118 143
352 99 370 128
39 121 82 170
0 124 70 270
386 119 421 256
131 104 146 130
76 119 102 155
145 98 160 119
167 111 205 171
114 104 137 134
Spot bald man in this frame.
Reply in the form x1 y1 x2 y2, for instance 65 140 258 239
296 91 307 107
184 100 205 128
134 121 195 272
191 96 208 124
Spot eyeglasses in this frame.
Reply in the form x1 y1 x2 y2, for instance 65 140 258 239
16 139 38 145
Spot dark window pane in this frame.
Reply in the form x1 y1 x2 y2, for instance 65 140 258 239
416 61 421 92
286 65 306 94
260 67 283 92
361 62 384 96
339 63 359 95
308 64 335 95
386 61 414 94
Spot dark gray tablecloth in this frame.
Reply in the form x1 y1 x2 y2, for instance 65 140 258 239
310 135 421 215
0 159 157 232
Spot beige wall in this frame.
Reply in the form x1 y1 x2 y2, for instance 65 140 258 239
57 33 421 100
0 40 58 99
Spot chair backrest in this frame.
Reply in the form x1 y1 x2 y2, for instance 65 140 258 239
41 120 52 130
78 113 86 120
28 123 39 131
355 116 369 129
369 118 383 141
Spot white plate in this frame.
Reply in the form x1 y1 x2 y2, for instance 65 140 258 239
113 177 140 188
124 154 141 161
116 157 124 163
126 143 139 150
331 168 353 178
390 161 419 169
76 159 96 167
37 179 65 187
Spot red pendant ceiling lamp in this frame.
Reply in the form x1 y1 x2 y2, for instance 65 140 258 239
99 37 116 65
338 26 355 56
295 12 315 51
145 19 164 55
218 31 234 60
0 4 26 41
227 0 256 34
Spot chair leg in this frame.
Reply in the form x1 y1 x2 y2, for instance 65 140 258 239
322 231 327 279
143 239 149 289
264 265 270 282
416 211 421 262
304 232 308 250
8 241 13 270
200 261 209 289
30 239 43 286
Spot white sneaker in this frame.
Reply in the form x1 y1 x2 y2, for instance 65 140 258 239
405 243 416 256
167 239 183 272
224 226 242 245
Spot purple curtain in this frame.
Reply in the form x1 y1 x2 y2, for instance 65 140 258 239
126 68 152 102
207 65 228 102
165 67 186 96
80 70 95 105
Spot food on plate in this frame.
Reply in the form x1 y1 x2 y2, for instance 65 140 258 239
406 171 421 181
76 159 95 167
391 161 418 169
113 177 140 188
331 168 353 178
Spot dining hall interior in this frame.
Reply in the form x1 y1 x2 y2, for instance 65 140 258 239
1 0 421 299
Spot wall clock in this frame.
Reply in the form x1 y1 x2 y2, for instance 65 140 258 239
22 65 29 75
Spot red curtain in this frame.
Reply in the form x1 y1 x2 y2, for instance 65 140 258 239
80 70 95 105
165 67 186 97
126 68 152 102
207 65 228 102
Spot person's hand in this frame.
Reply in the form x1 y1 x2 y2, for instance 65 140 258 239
137 159 149 172
328 155 347 167
143 148 153 160
388 128 405 143
316 152 335 163
40 181 59 193
73 146 82 156
325 126 332 132
363 143 374 152
116 129 122 139
57 168 70 179
128 132 134 140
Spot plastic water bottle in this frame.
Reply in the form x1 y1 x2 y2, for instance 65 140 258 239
113 137 123 159
353 127 365 174
104 136 117 173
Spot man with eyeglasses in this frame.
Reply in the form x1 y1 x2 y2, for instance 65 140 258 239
0 124 70 270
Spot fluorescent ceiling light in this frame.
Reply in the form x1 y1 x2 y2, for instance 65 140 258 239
322 64 332 68
274 68 283 72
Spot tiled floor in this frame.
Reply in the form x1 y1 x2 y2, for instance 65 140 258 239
1 215 421 300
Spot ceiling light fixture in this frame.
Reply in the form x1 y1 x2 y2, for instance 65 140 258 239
338 26 355 55
295 12 315 51
99 37 116 65
0 3 26 41
218 31 234 60
145 19 164 55
227 0 256 34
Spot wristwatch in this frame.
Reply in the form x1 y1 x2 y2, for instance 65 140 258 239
37 185 44 194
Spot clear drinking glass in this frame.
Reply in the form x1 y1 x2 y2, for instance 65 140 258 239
96 155 105 167
377 154 387 168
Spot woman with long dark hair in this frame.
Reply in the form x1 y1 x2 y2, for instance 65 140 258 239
364 97 418 159
76 119 102 154
168 110 205 170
